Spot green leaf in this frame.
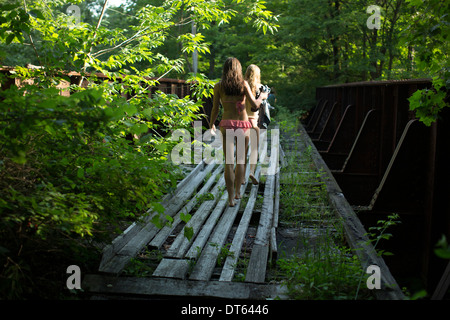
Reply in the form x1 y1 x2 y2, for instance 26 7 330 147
123 104 137 115
151 214 163 229
77 168 84 179
142 108 153 119
410 290 427 300
184 226 194 241
12 150 26 164
130 123 148 135
434 248 450 259
165 215 174 226
152 202 165 214
6 33 15 44
180 212 192 223
434 235 450 259
29 10 45 20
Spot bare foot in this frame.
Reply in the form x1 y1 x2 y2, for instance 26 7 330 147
235 193 241 200
249 174 259 185
241 179 246 185
229 200 236 207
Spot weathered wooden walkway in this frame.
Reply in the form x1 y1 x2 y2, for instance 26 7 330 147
83 129 287 299
83 122 405 300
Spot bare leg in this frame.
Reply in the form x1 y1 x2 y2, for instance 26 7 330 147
235 131 250 199
242 143 248 185
235 163 244 199
221 128 236 207
225 163 236 205
242 134 249 185
249 120 260 185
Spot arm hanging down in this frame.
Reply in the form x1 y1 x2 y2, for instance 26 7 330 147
209 82 222 133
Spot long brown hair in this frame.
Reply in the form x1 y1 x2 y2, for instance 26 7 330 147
244 64 261 96
221 57 245 96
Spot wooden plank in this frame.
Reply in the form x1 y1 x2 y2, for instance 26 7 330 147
273 170 280 229
245 132 278 282
152 258 190 279
189 168 251 281
99 218 161 274
148 163 221 249
254 174 275 245
99 160 216 274
243 128 278 283
165 160 217 213
219 166 262 281
184 193 228 259
176 161 209 193
245 244 270 283
166 175 226 258
184 140 258 260
431 261 450 300
188 202 242 281
270 170 280 261
245 174 275 283
98 161 206 270
99 221 143 268
82 274 287 300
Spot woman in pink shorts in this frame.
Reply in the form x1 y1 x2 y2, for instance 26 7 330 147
209 57 267 207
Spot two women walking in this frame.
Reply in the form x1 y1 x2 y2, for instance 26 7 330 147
209 57 267 207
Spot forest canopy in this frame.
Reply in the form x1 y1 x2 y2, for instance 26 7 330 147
1 0 447 114
0 0 448 299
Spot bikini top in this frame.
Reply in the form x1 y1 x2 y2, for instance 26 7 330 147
222 97 245 114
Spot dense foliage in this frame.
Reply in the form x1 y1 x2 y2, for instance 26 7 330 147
192 0 448 120
0 0 277 299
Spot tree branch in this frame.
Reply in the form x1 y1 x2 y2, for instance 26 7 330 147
92 26 150 58
78 0 110 85
22 0 43 68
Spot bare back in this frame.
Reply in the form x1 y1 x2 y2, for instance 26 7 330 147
214 82 249 121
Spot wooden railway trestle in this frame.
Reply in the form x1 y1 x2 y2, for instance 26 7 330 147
1 67 411 299
83 123 406 300
83 129 290 299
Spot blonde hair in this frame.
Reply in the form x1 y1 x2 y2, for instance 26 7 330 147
244 64 261 96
